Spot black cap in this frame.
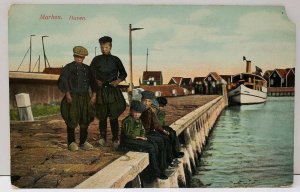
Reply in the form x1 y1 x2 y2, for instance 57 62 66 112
130 100 144 112
156 97 168 106
99 36 112 44
141 91 155 100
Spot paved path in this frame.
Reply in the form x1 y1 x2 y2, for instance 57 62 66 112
10 95 218 188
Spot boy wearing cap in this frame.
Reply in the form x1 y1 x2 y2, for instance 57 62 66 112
90 36 127 149
58 46 94 151
121 100 168 181
154 97 184 159
140 91 176 168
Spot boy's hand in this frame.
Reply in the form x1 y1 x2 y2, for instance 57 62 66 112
163 130 170 136
110 79 121 87
66 92 72 103
136 136 147 140
90 93 96 105
96 79 103 87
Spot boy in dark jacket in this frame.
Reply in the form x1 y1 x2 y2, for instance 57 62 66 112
58 46 94 151
140 91 178 168
154 97 184 159
121 100 168 181
90 36 127 149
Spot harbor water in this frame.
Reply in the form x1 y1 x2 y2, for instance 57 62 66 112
192 97 294 187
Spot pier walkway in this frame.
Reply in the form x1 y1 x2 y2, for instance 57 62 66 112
11 95 220 188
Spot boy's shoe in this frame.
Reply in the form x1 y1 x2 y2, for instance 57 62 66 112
68 142 79 152
169 162 179 168
98 138 107 147
173 158 181 164
80 141 93 150
158 173 168 180
112 140 120 150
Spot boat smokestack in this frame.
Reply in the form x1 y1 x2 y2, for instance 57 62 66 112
246 60 251 73
243 56 252 73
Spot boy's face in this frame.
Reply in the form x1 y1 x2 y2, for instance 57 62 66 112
131 110 141 120
100 42 112 55
74 56 85 64
142 99 153 108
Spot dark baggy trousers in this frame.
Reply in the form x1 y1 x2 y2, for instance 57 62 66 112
123 139 162 182
61 93 94 146
146 131 172 170
163 126 182 156
96 86 126 142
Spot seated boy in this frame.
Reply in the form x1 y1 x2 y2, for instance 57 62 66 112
121 100 168 181
140 91 177 168
154 97 184 159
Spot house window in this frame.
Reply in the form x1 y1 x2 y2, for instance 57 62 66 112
273 73 277 77
208 77 211 81
270 79 274 85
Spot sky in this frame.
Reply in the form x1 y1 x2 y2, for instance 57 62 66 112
8 4 295 85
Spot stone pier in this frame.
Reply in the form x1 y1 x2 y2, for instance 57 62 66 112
11 95 225 188
143 95 227 187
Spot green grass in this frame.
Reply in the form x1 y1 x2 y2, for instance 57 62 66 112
10 104 61 121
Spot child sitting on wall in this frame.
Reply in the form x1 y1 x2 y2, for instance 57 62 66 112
121 100 168 181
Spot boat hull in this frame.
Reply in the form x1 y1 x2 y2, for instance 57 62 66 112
228 84 267 104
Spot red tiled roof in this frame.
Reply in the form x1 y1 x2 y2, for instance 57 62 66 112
140 84 185 97
275 69 288 79
210 72 222 81
169 77 183 85
204 72 222 82
43 67 62 75
142 71 162 81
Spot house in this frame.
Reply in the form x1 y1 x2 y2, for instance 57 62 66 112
269 69 287 87
193 77 205 94
139 84 185 97
141 71 163 85
263 70 274 86
168 77 183 85
168 77 194 94
204 72 226 95
204 72 227 85
286 68 295 87
193 77 205 85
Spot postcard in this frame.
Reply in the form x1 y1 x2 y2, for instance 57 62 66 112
8 4 295 188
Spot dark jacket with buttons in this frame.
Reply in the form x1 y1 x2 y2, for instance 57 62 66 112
58 61 91 95
90 54 127 92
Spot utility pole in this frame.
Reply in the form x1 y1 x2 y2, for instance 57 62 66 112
146 48 149 72
128 24 144 104
42 36 50 69
29 35 35 72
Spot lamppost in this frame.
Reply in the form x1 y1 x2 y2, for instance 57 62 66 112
129 24 144 103
42 35 50 69
29 35 35 72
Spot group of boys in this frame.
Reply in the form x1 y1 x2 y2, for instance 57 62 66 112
121 92 184 181
58 36 184 181
58 36 126 151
